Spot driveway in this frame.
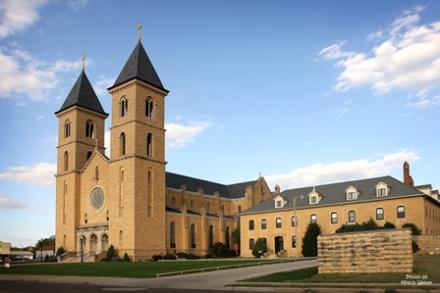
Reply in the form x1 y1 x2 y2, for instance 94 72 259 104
0 259 317 290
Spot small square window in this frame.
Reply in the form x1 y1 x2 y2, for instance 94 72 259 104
347 192 356 200
310 214 317 223
275 200 283 208
377 188 387 197
310 196 318 205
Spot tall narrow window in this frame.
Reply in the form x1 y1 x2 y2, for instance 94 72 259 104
147 170 152 217
64 151 69 171
120 97 128 117
208 225 214 248
249 238 255 250
190 223 196 248
291 216 298 227
348 210 356 223
63 181 67 224
249 220 254 230
225 227 230 248
146 133 152 157
261 218 267 229
64 120 71 138
397 206 405 218
84 213 88 224
376 208 384 220
95 166 99 181
276 217 282 228
238 205 242 213
292 236 297 248
331 212 338 224
146 98 153 117
85 120 94 138
120 132 126 156
170 221 176 248
119 230 123 245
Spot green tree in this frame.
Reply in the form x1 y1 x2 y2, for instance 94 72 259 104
34 235 55 251
55 247 65 257
106 245 116 261
402 223 422 235
302 222 321 257
231 227 240 245
252 238 267 258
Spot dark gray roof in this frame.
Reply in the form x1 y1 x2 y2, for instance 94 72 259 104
416 184 432 189
165 171 257 199
110 41 167 92
56 71 107 115
243 176 424 214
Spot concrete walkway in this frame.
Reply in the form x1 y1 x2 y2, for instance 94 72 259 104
0 259 317 290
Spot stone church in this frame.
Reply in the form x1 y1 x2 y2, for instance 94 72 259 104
55 36 272 261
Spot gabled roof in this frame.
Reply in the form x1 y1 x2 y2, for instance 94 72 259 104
165 171 257 199
243 176 425 214
56 70 107 116
110 41 167 92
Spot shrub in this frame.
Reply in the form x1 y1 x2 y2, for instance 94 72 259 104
185 253 200 260
106 245 116 261
162 253 177 260
152 254 162 261
123 253 131 262
402 223 422 235
252 238 267 258
302 222 321 257
176 252 188 259
204 254 213 259
383 222 396 229
55 247 65 257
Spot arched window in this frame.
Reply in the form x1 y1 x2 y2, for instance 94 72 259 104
146 133 152 157
85 120 94 138
120 132 126 156
238 205 242 213
145 98 153 117
291 216 298 227
249 220 254 230
190 223 196 248
95 166 99 181
64 120 71 138
101 234 109 251
208 225 214 248
225 226 230 248
64 151 69 171
120 97 128 117
87 151 92 160
170 221 176 248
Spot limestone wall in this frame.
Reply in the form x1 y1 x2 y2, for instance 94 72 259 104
414 235 440 255
318 229 413 274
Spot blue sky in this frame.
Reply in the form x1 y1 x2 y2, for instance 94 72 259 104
0 0 439 247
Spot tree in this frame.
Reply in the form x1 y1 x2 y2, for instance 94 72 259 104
302 222 321 257
231 227 240 245
56 247 65 257
252 238 267 258
34 235 55 250
402 223 422 235
106 245 116 261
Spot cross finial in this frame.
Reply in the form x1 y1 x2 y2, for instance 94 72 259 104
81 54 87 71
258 171 262 178
137 23 143 41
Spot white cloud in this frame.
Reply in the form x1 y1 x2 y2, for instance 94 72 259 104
0 48 80 101
0 0 48 39
0 193 25 209
0 162 56 186
94 75 115 97
406 95 440 109
166 120 211 149
320 5 440 96
266 150 419 190
67 0 88 10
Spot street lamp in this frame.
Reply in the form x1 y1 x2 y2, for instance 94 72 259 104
292 195 304 260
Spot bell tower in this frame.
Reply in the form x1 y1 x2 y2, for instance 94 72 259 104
55 65 108 252
107 28 168 259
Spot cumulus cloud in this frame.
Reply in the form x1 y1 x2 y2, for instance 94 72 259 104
0 193 25 209
266 150 419 190
0 0 48 39
166 120 211 149
0 162 56 186
0 47 80 101
320 5 440 97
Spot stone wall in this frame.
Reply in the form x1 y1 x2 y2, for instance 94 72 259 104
414 235 440 255
318 229 413 274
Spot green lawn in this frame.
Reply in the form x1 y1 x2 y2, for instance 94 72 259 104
242 255 440 284
0 259 293 278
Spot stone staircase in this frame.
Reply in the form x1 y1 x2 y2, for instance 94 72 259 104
59 251 107 263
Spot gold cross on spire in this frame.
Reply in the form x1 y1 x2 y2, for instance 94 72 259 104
137 23 143 41
81 53 87 71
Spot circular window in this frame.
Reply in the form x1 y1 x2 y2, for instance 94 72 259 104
90 187 105 211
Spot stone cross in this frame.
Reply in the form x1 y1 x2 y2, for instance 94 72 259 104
137 23 143 41
81 54 87 71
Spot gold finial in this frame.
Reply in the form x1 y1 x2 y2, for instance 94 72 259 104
137 23 143 41
81 53 87 71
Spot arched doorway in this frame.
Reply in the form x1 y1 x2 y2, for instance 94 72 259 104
101 234 109 252
274 236 284 254
89 234 98 254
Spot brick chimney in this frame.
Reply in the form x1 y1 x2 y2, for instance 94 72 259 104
403 161 414 186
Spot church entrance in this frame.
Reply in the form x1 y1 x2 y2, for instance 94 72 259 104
274 236 284 254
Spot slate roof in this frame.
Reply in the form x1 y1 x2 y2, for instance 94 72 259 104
110 41 167 92
165 172 257 199
56 70 107 115
243 176 426 214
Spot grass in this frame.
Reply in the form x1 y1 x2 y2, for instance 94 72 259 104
242 255 440 284
0 259 294 278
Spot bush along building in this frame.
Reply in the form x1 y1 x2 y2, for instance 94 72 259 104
240 162 440 258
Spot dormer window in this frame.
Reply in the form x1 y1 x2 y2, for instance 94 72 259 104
308 189 321 205
274 195 286 209
375 182 389 197
310 196 318 204
275 200 283 208
346 186 359 200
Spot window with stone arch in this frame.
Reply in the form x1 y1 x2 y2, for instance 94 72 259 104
146 133 153 157
120 132 126 156
190 223 196 248
145 97 154 118
64 151 69 171
64 120 71 138
120 96 128 117
85 120 94 138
